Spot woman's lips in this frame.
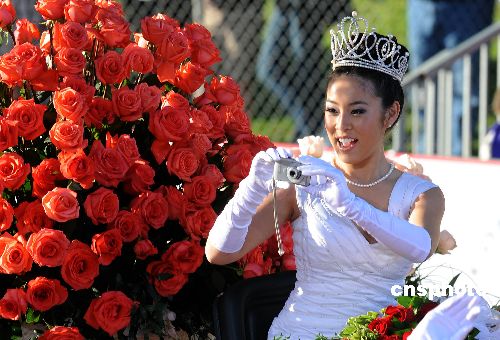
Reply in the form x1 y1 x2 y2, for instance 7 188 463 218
336 137 358 151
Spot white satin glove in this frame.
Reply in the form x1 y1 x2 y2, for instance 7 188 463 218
409 294 481 340
207 147 292 253
297 155 431 263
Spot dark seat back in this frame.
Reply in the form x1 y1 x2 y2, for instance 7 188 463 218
212 270 297 340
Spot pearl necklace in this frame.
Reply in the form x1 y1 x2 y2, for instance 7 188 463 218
345 163 395 188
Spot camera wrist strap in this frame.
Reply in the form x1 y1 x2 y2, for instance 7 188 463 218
271 177 285 256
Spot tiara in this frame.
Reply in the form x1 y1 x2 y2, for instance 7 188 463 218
330 12 409 83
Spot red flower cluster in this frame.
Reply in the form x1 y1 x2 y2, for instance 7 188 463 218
365 301 441 340
0 0 275 338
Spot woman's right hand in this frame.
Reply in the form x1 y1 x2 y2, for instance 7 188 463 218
247 147 292 194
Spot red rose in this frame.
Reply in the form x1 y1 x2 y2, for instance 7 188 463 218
58 149 95 189
124 160 155 195
60 75 95 101
84 187 119 225
0 233 32 274
221 105 251 139
53 88 89 122
402 330 413 339
200 164 225 188
140 14 179 46
112 86 143 122
135 83 162 114
189 38 221 68
91 229 123 265
166 147 200 182
99 13 131 48
52 21 89 51
122 43 154 74
0 52 22 87
10 43 47 82
108 210 143 243
175 61 209 94
146 260 188 297
14 200 54 235
42 187 80 222
150 139 171 164
133 239 158 260
0 288 27 321
162 90 190 110
39 326 85 340
209 76 240 106
223 146 253 184
0 0 16 28
95 50 126 85
84 291 135 336
368 316 392 335
162 240 204 274
184 23 212 41
130 191 169 229
26 277 68 312
243 262 264 279
200 104 225 139
0 152 31 190
416 301 439 321
64 0 96 23
35 0 67 20
32 158 65 198
190 109 213 135
157 185 186 222
14 19 40 45
86 97 114 128
156 30 190 63
106 133 140 166
27 228 70 267
385 305 415 323
184 207 216 240
281 253 296 271
148 106 190 142
49 120 87 151
89 140 129 187
54 48 86 77
0 198 14 232
183 175 216 207
185 133 212 157
61 240 99 290
0 118 18 151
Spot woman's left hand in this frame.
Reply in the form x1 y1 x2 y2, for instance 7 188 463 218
297 155 355 211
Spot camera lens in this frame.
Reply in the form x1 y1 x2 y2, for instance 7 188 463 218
287 168 302 180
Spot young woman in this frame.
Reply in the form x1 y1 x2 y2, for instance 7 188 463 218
206 13 445 339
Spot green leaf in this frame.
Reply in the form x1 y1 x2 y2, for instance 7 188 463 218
25 308 40 324
396 295 413 307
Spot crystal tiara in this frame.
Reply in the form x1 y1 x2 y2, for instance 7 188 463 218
330 12 409 83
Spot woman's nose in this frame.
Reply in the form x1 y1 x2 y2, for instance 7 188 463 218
336 112 351 131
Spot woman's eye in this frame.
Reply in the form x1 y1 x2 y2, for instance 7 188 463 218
325 107 338 114
352 109 366 115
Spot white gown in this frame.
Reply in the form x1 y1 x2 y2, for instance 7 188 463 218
268 172 435 339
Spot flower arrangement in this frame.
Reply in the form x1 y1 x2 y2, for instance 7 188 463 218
0 0 277 338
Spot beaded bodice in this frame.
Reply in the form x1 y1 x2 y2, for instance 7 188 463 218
268 172 437 339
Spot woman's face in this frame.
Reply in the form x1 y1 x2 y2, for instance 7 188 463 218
324 75 396 165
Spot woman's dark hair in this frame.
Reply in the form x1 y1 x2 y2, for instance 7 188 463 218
326 66 405 131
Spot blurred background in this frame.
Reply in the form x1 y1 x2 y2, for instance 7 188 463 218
14 0 500 158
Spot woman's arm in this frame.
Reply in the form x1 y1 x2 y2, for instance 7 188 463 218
206 185 298 265
408 186 445 259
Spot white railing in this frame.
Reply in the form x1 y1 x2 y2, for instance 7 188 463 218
392 22 500 157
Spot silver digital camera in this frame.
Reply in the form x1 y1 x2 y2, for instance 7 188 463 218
273 158 310 186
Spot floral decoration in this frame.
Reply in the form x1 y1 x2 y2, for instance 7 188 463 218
0 0 275 338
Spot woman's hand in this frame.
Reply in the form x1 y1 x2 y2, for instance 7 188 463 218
297 155 355 210
408 294 481 340
248 147 292 193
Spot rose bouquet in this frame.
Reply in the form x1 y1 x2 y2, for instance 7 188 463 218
0 0 277 338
